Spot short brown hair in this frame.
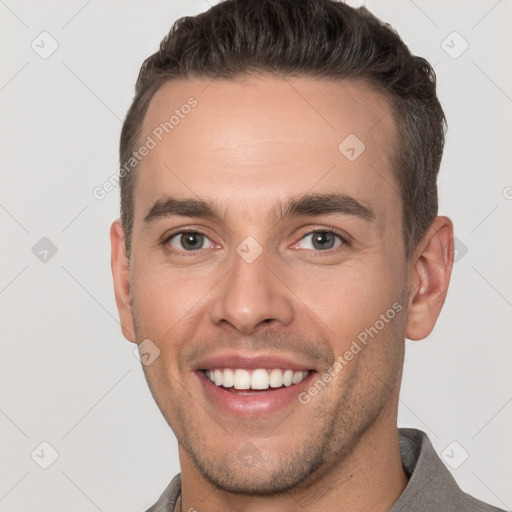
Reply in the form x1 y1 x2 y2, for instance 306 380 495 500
119 0 446 261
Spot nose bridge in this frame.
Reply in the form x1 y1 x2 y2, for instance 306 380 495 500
210 240 294 333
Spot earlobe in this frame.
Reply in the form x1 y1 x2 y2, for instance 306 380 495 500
110 220 136 343
406 216 454 341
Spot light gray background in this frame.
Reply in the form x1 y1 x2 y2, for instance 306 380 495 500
1 0 511 510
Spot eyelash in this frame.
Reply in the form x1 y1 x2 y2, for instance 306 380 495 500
161 228 350 258
294 228 350 257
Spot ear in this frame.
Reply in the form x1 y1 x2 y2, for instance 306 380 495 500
406 216 454 341
110 219 136 342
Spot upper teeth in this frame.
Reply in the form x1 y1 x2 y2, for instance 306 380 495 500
205 368 309 390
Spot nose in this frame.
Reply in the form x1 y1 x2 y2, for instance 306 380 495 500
209 246 294 334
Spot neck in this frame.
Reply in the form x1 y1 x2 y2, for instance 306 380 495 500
178 421 408 512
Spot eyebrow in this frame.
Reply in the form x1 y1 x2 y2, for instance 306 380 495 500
143 192 375 226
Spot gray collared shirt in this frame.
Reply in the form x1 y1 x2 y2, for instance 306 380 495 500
146 428 505 511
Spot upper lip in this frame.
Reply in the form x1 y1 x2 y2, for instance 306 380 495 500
193 351 318 372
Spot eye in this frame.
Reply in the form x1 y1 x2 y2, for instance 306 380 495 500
294 230 346 251
165 231 215 252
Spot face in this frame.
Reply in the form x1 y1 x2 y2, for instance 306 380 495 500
115 75 412 495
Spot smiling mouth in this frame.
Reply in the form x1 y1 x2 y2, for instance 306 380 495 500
201 368 312 392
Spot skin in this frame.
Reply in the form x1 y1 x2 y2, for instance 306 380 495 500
111 75 454 512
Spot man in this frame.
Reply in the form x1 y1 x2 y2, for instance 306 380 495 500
110 1 504 511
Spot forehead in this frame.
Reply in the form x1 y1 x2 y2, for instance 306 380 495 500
134 75 399 228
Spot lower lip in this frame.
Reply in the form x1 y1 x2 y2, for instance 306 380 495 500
196 370 316 417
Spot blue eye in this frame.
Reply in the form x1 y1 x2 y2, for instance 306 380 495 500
297 230 345 251
162 228 348 258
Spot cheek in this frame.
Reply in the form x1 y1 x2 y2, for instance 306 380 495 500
131 263 209 334
287 258 402 343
